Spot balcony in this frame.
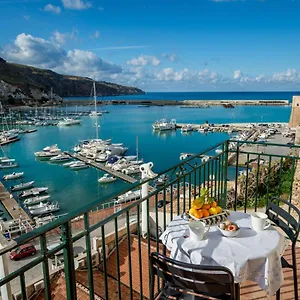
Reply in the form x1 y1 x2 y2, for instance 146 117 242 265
0 139 299 300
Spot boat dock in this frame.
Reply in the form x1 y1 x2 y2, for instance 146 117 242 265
0 182 29 219
65 152 138 184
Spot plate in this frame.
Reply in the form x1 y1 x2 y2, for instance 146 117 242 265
188 211 229 225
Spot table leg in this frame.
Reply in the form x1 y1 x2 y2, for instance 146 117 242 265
235 283 240 300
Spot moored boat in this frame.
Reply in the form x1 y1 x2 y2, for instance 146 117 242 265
11 181 34 192
69 161 89 170
50 154 71 162
3 172 24 180
98 173 117 183
23 195 51 206
29 202 60 216
63 161 76 167
19 187 48 199
0 162 18 169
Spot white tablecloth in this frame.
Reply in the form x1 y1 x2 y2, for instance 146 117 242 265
160 211 289 296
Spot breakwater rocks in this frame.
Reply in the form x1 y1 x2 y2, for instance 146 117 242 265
63 99 290 107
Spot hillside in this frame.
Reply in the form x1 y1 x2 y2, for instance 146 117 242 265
0 57 145 106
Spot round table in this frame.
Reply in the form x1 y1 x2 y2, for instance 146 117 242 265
160 211 288 296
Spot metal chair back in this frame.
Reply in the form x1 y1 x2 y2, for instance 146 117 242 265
266 197 300 244
150 252 236 299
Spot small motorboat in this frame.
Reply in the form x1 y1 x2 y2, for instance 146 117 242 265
3 172 24 180
0 162 18 169
19 187 48 199
69 161 89 170
98 173 117 183
23 195 51 206
30 202 60 216
115 190 141 204
50 154 71 162
11 181 34 192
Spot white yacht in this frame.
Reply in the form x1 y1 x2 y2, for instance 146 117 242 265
50 154 71 162
98 173 117 183
3 172 24 180
30 202 60 216
69 161 89 170
89 82 102 117
0 161 18 169
115 190 141 204
57 118 81 126
63 161 76 167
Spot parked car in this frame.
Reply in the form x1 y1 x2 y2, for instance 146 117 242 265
10 244 36 260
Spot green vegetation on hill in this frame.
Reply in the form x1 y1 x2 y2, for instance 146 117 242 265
0 57 145 105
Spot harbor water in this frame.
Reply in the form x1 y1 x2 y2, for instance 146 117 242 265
0 102 292 218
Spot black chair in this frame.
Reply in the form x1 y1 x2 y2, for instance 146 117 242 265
266 197 300 300
150 252 239 300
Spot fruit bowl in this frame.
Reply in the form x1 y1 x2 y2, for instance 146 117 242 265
189 211 229 225
217 222 240 238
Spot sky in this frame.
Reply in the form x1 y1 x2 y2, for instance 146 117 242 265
1 0 300 92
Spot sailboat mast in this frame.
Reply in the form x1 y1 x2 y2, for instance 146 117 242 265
93 82 99 139
136 136 139 160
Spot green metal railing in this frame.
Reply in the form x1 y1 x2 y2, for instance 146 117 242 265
0 139 299 299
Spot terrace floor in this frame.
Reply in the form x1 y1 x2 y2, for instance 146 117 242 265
36 237 300 300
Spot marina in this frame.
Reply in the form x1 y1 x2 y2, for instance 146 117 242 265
66 152 138 184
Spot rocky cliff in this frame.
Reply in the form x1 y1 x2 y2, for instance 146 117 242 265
0 57 145 106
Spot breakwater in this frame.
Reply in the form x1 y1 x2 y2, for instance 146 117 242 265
62 99 290 107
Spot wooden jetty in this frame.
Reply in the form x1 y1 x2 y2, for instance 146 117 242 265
65 152 138 184
0 182 29 219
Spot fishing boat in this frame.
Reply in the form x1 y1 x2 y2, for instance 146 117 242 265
50 154 71 162
19 187 48 199
30 202 60 216
69 161 89 170
11 181 34 192
3 172 24 180
152 119 176 131
98 173 117 183
181 124 194 132
23 195 51 206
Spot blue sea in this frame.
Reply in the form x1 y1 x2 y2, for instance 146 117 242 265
66 91 300 102
0 91 294 219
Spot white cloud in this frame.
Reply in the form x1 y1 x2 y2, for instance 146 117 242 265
2 33 122 80
51 30 77 45
23 15 30 20
90 30 100 39
44 4 61 14
271 69 299 82
61 0 92 10
162 53 178 62
233 70 243 79
127 55 160 67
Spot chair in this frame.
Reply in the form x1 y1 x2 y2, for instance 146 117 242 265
150 252 239 300
266 197 300 300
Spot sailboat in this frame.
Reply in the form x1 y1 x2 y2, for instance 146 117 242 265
89 82 102 117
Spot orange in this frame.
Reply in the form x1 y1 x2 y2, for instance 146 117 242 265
194 210 203 219
189 207 197 217
216 206 222 213
209 207 218 215
192 199 203 209
211 201 217 208
202 204 211 210
201 208 210 218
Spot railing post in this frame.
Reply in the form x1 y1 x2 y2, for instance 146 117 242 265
61 222 77 300
140 162 157 237
221 140 229 208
